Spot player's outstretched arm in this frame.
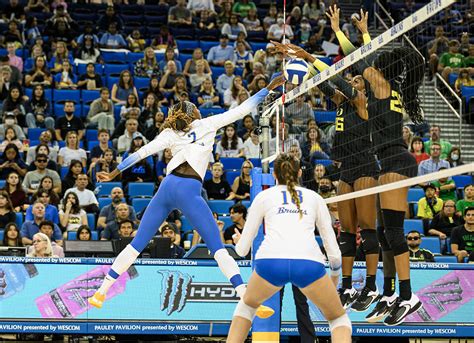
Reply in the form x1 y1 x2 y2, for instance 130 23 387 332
235 195 265 257
206 75 285 130
99 131 173 182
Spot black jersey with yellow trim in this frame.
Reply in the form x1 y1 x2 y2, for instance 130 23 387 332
331 99 372 163
367 82 406 154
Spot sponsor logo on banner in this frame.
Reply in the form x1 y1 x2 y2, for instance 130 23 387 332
159 271 238 315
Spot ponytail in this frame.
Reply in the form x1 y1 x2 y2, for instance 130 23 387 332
274 154 302 219
161 101 195 132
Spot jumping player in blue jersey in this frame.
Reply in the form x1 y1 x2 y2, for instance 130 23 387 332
88 75 285 316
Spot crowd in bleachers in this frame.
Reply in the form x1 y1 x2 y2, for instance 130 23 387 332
0 0 472 263
388 2 473 117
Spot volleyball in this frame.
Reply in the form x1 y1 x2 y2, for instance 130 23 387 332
283 58 310 85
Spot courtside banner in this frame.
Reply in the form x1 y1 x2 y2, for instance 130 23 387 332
0 258 473 336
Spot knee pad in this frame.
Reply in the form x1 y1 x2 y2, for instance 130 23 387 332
382 210 409 256
360 229 379 255
329 313 352 333
376 226 391 252
233 299 257 321
338 232 357 257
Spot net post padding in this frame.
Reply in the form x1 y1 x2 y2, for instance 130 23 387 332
325 163 474 204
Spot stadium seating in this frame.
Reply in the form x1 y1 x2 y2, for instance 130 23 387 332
132 198 151 213
28 128 46 141
404 219 423 235
314 111 337 124
95 182 122 197
452 175 473 188
98 198 113 209
434 255 457 263
87 213 96 231
225 170 240 185
220 158 244 170
128 183 155 198
420 236 441 254
407 188 425 203
15 213 23 228
208 200 234 215
0 230 3 242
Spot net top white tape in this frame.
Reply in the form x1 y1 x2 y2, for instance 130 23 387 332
274 0 455 105
324 163 474 204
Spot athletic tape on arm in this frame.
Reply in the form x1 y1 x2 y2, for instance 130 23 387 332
274 0 455 106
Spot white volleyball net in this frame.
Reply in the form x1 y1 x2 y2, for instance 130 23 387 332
259 0 474 210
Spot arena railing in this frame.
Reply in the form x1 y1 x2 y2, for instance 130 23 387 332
434 73 464 147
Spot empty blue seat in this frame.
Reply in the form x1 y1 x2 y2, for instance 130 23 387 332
249 158 262 168
134 77 150 90
407 187 425 203
15 212 23 228
128 182 155 198
87 213 96 231
220 216 232 228
448 73 458 86
208 200 234 214
199 108 225 117
211 66 225 81
0 180 5 188
53 89 81 103
98 197 112 209
95 182 122 197
452 175 473 188
86 129 98 142
127 52 143 64
82 90 101 104
104 63 129 76
199 41 216 53
82 104 90 117
434 255 457 263
250 41 267 51
28 128 46 141
178 53 192 67
0 230 3 242
314 111 337 123
176 39 199 52
107 76 120 88
220 157 244 170
241 200 251 208
88 140 99 151
132 198 152 213
420 236 441 254
102 51 128 63
225 170 240 184
461 86 474 104
404 219 423 235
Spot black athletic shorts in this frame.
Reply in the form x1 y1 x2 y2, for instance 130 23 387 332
339 154 379 186
377 146 418 178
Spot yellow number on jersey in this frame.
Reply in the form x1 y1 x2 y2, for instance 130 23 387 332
390 90 403 114
335 117 344 131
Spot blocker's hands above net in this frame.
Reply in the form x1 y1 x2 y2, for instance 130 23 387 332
326 5 341 33
271 41 314 62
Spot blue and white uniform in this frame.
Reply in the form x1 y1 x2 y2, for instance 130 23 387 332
236 185 341 288
107 88 270 292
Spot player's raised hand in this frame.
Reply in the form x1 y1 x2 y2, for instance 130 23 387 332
266 74 286 90
326 5 341 33
353 9 369 34
271 41 314 62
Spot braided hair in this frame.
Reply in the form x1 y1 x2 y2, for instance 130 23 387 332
373 46 424 124
161 101 196 132
274 153 302 219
